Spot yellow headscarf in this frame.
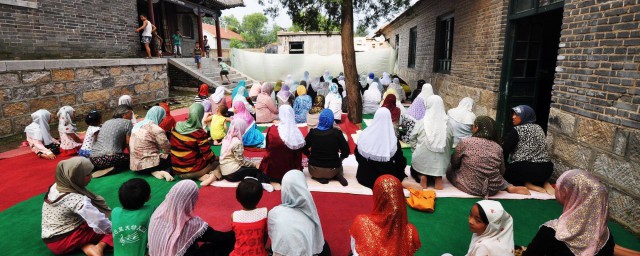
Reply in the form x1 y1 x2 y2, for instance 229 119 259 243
297 85 307 96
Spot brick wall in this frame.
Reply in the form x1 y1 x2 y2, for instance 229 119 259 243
547 0 640 234
0 59 169 138
168 63 202 88
380 0 508 117
0 0 139 59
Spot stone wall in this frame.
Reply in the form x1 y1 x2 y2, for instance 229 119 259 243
0 59 168 138
548 0 640 234
380 0 508 117
0 0 139 59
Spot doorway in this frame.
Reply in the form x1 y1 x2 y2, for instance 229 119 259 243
497 7 563 136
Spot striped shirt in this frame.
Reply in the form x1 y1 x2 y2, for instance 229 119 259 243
169 129 214 173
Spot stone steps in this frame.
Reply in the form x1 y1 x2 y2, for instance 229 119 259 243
170 58 257 89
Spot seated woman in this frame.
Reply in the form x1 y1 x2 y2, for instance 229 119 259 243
209 86 227 116
90 105 133 176
118 95 137 124
380 87 405 115
448 97 476 147
79 110 102 158
57 106 83 156
268 170 330 256
277 85 293 106
294 85 313 123
25 109 59 160
523 169 614 256
158 102 176 133
169 103 219 185
194 83 209 104
232 101 265 147
130 106 174 181
249 81 262 101
324 83 343 123
355 108 408 189
302 109 350 186
502 105 555 195
41 157 113 255
466 200 515 256
447 116 530 197
400 96 426 143
259 105 305 183
219 119 270 184
306 95 325 131
381 94 401 134
255 82 279 123
232 84 255 116
148 180 235 256
350 175 421 256
409 95 452 190
408 80 427 102
362 82 381 114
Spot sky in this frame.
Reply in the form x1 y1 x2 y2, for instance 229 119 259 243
221 0 420 32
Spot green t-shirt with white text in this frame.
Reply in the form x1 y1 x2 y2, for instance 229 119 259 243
111 205 155 256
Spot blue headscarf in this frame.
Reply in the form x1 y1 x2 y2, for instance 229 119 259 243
512 105 536 125
329 83 341 100
132 106 165 132
231 80 248 100
368 72 375 79
317 109 335 131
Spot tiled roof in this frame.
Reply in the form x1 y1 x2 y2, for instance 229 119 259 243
203 23 244 41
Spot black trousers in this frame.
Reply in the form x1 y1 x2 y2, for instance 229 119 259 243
504 161 554 187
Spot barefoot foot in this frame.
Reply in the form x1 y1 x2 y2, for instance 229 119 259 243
543 182 555 195
420 176 427 189
434 177 443 190
525 182 547 193
200 173 218 186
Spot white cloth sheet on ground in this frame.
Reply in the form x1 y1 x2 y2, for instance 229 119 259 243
209 155 555 200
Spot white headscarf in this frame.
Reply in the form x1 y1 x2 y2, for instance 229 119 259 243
24 109 55 145
118 95 132 106
423 95 448 152
363 82 382 102
448 97 476 125
210 86 225 104
467 200 514 256
57 106 76 133
277 105 305 150
233 86 253 113
285 74 294 87
303 71 310 84
381 72 392 86
357 108 397 162
419 83 434 102
268 170 325 256
322 70 331 83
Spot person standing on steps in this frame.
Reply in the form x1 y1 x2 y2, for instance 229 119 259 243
193 42 202 71
171 30 183 57
135 14 156 59
203 35 211 58
219 58 232 85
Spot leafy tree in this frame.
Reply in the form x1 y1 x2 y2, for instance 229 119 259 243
289 11 340 32
355 24 368 37
260 0 411 123
221 15 241 33
203 17 215 25
230 38 246 49
239 13 273 48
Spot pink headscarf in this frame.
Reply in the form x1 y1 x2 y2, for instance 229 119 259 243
220 118 248 159
543 169 610 256
249 81 262 97
148 180 207 256
232 100 254 127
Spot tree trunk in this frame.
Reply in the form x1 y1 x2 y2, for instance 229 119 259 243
340 0 362 124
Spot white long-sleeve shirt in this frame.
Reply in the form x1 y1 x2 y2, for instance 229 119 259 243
42 185 111 239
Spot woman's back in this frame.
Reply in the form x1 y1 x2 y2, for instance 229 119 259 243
510 123 549 163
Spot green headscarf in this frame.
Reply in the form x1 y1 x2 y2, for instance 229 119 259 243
55 157 111 216
175 103 204 135
132 106 165 132
275 80 283 92
472 116 497 142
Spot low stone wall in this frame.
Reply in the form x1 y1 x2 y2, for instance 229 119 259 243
547 107 640 234
0 59 168 138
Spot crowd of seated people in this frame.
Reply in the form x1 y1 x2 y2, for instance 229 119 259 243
30 70 636 256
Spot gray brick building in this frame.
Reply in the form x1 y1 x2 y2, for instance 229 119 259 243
0 0 243 59
378 0 639 234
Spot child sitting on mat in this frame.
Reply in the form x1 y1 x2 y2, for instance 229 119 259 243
208 104 230 145
465 200 515 256
57 106 83 156
111 178 155 256
79 110 102 157
230 178 268 256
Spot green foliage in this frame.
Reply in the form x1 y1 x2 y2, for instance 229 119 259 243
289 10 340 32
229 38 246 49
260 0 411 31
221 15 241 33
203 17 215 25
355 24 368 37
233 13 279 48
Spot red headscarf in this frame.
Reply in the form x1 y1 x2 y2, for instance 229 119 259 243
350 175 421 256
382 94 400 123
158 102 176 132
198 84 209 97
